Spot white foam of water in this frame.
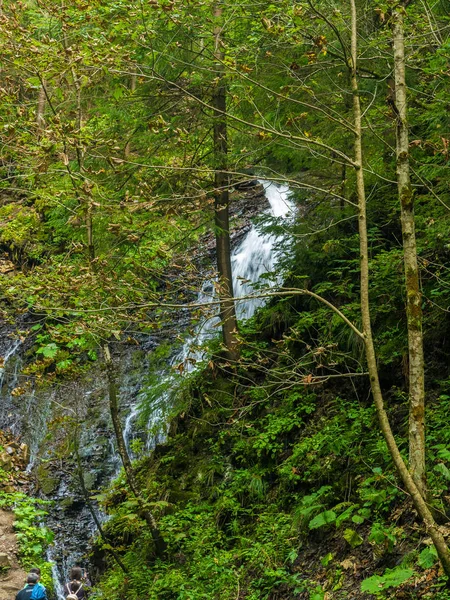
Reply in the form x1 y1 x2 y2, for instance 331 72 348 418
0 340 22 428
46 180 294 587
174 180 295 369
0 340 21 386
47 547 66 600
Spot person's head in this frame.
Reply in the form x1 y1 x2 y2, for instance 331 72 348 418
27 573 39 585
70 567 83 581
29 568 41 579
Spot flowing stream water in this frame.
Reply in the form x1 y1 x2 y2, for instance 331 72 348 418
0 180 294 597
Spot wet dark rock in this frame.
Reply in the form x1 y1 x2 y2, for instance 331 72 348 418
234 178 259 190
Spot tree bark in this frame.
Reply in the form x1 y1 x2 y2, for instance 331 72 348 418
62 15 94 264
36 84 46 131
212 2 240 362
104 344 167 558
349 0 450 577
124 73 137 159
392 5 426 499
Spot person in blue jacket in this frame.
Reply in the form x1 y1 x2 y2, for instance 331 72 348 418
16 573 47 600
29 568 47 600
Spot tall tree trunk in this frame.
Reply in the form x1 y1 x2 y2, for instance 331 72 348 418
392 5 426 499
71 66 94 263
212 2 239 361
104 345 167 558
124 73 137 159
62 13 94 264
36 84 46 131
349 0 450 577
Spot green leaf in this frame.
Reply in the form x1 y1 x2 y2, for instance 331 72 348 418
418 546 438 569
321 552 333 567
309 587 325 600
309 510 336 529
352 515 365 524
361 568 414 595
335 505 356 527
36 343 59 358
343 528 363 548
287 549 298 564
434 462 450 480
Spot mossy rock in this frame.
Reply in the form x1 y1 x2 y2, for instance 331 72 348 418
60 497 75 509
83 471 97 490
36 464 59 495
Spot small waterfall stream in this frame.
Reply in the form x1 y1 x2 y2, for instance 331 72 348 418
125 180 295 449
51 180 294 596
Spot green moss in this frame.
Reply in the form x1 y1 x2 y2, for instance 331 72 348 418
36 464 59 495
60 497 75 509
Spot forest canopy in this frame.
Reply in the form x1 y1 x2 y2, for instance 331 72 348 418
1 0 450 598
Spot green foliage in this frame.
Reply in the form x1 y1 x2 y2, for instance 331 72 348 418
418 546 439 570
343 528 363 549
2 0 450 598
360 567 415 597
308 510 336 530
0 492 53 590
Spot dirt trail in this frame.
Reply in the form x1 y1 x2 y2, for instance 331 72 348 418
0 510 26 600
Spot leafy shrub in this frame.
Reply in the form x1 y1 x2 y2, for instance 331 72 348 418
0 492 54 590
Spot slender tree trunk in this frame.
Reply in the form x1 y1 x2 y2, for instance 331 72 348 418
104 345 167 558
212 2 239 361
349 0 450 577
71 67 94 263
36 84 46 131
86 201 94 262
124 73 137 158
392 5 426 499
62 15 94 264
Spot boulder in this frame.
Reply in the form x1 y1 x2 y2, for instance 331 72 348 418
0 552 11 569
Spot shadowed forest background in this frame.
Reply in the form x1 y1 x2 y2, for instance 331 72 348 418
1 0 450 598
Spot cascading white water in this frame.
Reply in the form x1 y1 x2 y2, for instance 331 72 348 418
3 180 293 595
47 548 66 600
0 180 294 597
174 180 294 370
125 181 295 451
0 340 22 429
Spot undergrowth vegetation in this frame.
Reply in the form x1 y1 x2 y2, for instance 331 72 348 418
1 0 449 597
0 492 54 591
92 194 450 599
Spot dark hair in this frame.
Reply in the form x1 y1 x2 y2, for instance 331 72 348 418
27 573 39 584
70 581 81 593
70 567 83 581
30 568 41 577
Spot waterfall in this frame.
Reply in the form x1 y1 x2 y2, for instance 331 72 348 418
171 180 294 373
47 548 66 600
126 180 295 451
0 340 22 431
